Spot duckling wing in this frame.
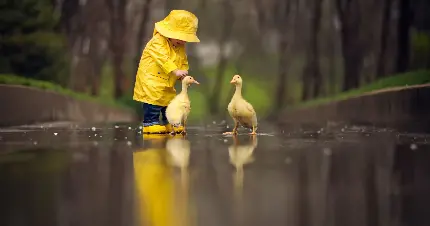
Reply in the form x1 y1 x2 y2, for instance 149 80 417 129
166 101 190 125
234 99 257 128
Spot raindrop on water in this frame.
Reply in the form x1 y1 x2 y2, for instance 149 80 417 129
125 137 128 140
226 125 229 129
91 127 96 131
128 127 132 130
212 121 216 124
410 144 418 150
94 134 97 137
33 141 38 145
114 125 119 129
323 148 332 155
223 139 228 143
93 141 98 146
53 133 58 136
139 126 142 130
127 141 132 146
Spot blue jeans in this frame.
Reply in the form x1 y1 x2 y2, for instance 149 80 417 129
142 103 168 126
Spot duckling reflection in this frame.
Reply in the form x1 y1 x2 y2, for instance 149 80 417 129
166 137 193 226
228 135 258 226
133 135 176 226
228 135 258 194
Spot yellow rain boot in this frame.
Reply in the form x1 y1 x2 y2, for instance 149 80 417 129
142 125 167 134
164 124 174 133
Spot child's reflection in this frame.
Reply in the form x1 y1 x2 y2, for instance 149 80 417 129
133 135 175 226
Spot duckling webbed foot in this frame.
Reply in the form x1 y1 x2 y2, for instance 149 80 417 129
249 126 257 135
223 131 238 135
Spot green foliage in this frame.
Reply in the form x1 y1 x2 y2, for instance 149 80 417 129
292 70 430 109
0 74 130 109
411 30 430 69
0 0 68 85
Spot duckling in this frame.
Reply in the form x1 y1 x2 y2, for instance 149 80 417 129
223 74 258 135
166 76 199 135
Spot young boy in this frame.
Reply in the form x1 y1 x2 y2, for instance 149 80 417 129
133 10 200 134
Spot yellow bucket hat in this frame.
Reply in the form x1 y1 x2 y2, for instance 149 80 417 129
154 10 200 43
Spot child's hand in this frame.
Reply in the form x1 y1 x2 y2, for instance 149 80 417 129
173 69 188 79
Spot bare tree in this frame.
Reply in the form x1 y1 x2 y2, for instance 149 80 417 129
105 0 128 99
209 0 234 115
396 0 411 73
335 0 363 91
376 0 393 78
134 0 153 71
302 0 323 100
273 0 292 110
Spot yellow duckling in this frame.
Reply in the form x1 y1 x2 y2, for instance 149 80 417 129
166 76 200 135
224 74 258 135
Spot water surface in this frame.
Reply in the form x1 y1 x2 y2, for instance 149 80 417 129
0 123 429 226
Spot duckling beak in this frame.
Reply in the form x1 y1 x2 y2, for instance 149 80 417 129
193 80 200 85
230 79 235 84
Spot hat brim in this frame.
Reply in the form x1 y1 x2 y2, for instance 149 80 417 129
155 22 200 43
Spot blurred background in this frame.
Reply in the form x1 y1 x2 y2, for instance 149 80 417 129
1 0 429 122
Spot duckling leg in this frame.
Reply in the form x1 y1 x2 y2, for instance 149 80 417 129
249 125 257 135
223 120 239 135
169 126 176 136
233 135 239 145
181 121 187 135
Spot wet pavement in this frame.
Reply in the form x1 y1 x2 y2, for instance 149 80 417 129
0 122 430 226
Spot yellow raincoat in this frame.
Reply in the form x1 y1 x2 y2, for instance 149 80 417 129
133 10 200 107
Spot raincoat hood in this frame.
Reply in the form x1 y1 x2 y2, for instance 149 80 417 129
154 10 200 42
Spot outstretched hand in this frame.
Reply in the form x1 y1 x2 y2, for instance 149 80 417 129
173 69 188 80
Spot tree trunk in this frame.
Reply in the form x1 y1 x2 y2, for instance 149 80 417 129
274 0 291 110
302 0 323 101
165 0 181 13
209 0 233 115
134 0 153 72
340 28 362 91
336 0 363 91
106 0 128 99
396 0 411 73
376 0 393 78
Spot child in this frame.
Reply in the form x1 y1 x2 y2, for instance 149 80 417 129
133 10 200 134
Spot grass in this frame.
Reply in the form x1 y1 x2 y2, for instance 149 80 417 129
0 74 131 110
290 70 430 110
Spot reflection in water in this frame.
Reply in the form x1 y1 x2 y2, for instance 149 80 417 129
166 138 192 226
228 136 257 194
228 136 258 226
133 135 194 226
1 126 430 226
133 136 176 226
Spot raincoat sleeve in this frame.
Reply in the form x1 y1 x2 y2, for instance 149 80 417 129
181 53 189 70
147 37 178 74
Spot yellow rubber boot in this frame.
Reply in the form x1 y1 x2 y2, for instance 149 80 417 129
175 125 184 133
142 125 167 134
164 124 174 133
